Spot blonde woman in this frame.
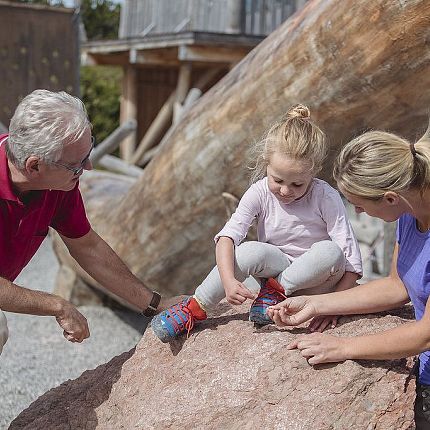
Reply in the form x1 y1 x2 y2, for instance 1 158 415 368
268 123 430 428
151 105 362 342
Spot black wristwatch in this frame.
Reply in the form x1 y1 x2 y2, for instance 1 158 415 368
142 291 162 317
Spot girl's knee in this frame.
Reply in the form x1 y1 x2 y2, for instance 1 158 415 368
311 240 344 263
235 241 288 275
236 241 274 264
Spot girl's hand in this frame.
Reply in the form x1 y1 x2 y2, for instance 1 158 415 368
287 332 348 365
308 315 340 333
224 279 256 305
267 296 317 327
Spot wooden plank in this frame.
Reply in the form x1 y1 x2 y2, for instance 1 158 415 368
119 66 138 161
137 67 222 167
178 45 251 64
133 48 179 66
0 3 78 127
130 90 176 165
90 119 137 164
176 63 192 103
97 154 144 178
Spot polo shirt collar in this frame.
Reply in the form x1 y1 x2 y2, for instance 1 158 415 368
0 135 19 202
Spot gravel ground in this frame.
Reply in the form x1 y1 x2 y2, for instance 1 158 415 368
0 237 148 429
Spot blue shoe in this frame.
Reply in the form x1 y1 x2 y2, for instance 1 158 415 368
249 278 286 325
151 296 207 343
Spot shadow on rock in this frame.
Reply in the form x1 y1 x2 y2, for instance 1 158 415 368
9 348 135 430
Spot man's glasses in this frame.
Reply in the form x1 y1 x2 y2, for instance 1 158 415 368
50 136 95 176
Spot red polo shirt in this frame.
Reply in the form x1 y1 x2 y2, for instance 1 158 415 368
0 134 91 281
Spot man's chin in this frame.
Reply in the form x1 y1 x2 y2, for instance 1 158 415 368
57 182 78 192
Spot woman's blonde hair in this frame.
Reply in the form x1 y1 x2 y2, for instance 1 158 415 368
249 104 326 183
333 121 430 199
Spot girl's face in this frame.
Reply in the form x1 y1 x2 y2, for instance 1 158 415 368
267 152 314 204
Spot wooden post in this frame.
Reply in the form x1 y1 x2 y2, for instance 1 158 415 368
97 154 144 178
90 119 137 164
130 91 176 165
135 68 222 166
173 63 192 124
120 66 138 161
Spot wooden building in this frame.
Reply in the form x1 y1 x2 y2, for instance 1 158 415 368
83 0 307 166
0 1 79 130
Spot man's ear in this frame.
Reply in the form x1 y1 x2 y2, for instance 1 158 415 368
383 191 400 205
24 156 41 176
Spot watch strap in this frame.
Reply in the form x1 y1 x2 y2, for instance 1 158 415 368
142 291 162 317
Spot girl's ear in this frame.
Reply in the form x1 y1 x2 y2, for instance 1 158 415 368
383 191 400 205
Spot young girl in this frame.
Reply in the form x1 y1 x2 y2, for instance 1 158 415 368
267 122 430 429
152 105 362 342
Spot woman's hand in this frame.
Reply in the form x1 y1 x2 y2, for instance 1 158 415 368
308 315 340 333
267 296 317 326
287 332 349 365
224 279 256 305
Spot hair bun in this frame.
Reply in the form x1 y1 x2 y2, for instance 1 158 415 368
286 104 311 120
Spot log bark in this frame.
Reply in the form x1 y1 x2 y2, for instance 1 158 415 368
58 0 430 301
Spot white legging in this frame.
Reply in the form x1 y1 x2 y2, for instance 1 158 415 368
0 310 8 355
195 240 346 309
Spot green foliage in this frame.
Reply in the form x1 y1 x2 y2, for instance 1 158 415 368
80 0 120 41
8 0 65 5
80 66 122 145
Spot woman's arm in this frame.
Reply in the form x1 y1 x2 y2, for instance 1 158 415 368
333 271 360 292
268 244 409 325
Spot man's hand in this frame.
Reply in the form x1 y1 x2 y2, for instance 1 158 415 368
55 301 90 343
267 296 317 326
308 315 340 333
223 279 256 305
287 332 348 365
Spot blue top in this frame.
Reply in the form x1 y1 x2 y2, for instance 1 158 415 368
397 214 430 384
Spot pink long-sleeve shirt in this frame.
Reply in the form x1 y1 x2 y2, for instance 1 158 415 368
215 177 362 275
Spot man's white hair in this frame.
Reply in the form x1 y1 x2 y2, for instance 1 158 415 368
7 89 91 169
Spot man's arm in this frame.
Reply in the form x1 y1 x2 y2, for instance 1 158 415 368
0 277 89 342
60 228 181 313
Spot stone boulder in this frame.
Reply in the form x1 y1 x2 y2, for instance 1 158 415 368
10 303 416 429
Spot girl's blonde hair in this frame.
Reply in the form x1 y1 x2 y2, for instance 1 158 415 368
249 104 326 183
333 121 430 199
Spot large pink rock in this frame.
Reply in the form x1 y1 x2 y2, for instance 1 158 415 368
10 304 416 429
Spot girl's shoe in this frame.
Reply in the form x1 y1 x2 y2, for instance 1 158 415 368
151 296 207 342
249 278 286 325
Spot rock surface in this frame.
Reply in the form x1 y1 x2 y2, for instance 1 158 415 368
10 303 416 430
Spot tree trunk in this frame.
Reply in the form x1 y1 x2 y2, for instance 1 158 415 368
56 0 430 303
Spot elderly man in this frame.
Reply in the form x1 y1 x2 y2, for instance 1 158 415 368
0 89 175 353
